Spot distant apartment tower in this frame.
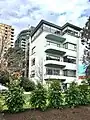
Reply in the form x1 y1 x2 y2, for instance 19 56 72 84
15 26 35 51
29 20 82 87
0 23 14 55
15 26 35 77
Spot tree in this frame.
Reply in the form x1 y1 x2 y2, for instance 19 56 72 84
36 59 43 82
0 70 9 86
0 36 8 71
5 80 25 113
20 77 35 92
81 16 90 77
3 47 25 76
30 82 47 111
48 80 63 108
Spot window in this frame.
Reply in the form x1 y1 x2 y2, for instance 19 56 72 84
11 28 14 31
46 41 61 47
68 43 76 51
46 68 60 75
31 70 35 77
31 58 35 66
32 46 36 54
53 69 60 75
46 54 60 61
54 30 61 35
11 31 14 34
63 43 68 49
46 69 52 75
64 70 76 77
63 43 76 51
11 35 14 37
43 24 50 32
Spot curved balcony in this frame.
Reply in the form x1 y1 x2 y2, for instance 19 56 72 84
44 60 66 68
45 34 66 43
45 44 66 55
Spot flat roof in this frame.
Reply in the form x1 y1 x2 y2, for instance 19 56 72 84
31 19 82 37
62 22 82 31
31 20 62 37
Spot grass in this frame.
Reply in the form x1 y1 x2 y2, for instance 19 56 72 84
23 92 31 109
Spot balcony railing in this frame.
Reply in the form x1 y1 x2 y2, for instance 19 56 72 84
46 42 64 48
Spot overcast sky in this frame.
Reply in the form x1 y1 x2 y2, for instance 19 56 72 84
0 0 90 39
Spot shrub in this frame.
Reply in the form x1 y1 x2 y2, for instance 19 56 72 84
0 70 9 86
0 92 4 111
5 80 25 113
78 84 90 105
30 82 47 111
64 82 81 107
20 77 35 92
48 80 63 108
86 78 90 85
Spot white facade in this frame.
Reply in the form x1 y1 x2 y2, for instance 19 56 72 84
29 20 82 86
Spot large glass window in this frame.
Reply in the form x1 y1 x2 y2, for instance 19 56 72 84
64 70 76 77
46 41 61 47
63 43 76 51
63 29 79 37
46 68 60 75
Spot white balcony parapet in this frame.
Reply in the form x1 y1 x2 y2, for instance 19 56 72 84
64 62 76 70
44 60 66 68
44 44 76 57
44 59 76 70
44 74 76 81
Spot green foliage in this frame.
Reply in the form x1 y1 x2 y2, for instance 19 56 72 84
0 92 4 111
4 47 25 74
0 70 9 85
48 80 63 108
65 82 81 107
30 82 47 111
86 78 90 85
5 80 25 113
78 84 90 105
20 77 35 92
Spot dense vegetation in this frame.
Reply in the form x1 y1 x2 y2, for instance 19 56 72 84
0 78 90 113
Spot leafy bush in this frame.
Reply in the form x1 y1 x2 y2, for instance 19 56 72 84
20 77 35 92
5 80 25 113
0 70 9 86
86 78 90 85
78 84 90 105
65 82 81 107
30 82 47 111
0 92 4 111
48 80 63 108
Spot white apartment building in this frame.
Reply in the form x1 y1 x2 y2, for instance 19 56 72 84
29 20 82 87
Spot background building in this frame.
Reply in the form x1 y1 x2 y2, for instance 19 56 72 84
0 23 14 56
15 26 35 77
15 26 34 51
29 20 82 88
